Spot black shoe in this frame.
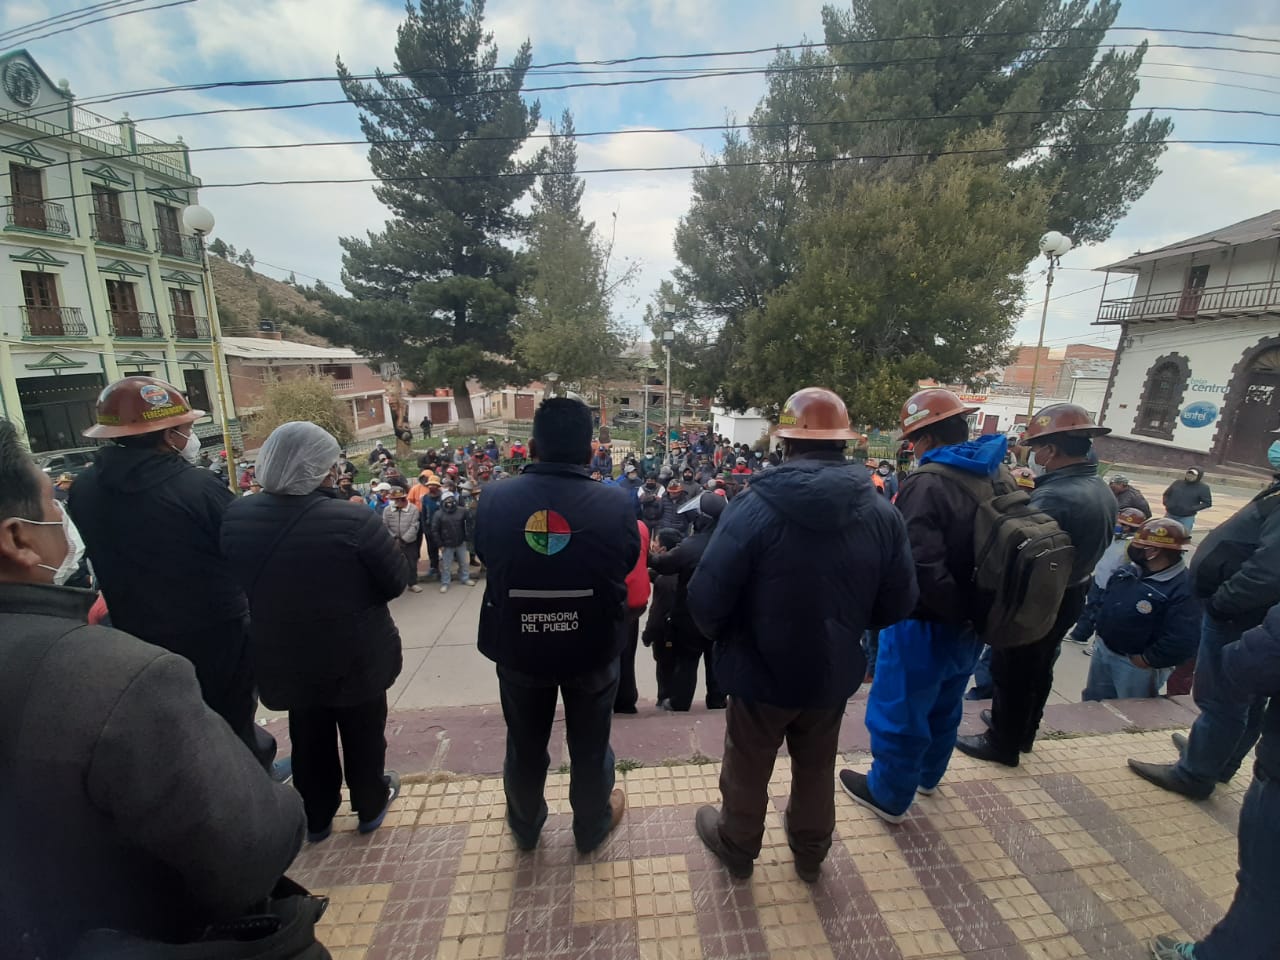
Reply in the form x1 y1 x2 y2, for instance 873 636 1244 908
614 704 638 715
1127 760 1213 800
781 812 822 883
955 733 1019 768
838 769 906 824
706 698 727 710
979 709 1034 754
695 806 753 879
358 771 401 834
1171 731 1188 755
964 687 992 701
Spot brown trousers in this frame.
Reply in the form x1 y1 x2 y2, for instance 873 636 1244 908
716 697 845 866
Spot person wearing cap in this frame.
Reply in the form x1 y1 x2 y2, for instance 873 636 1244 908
617 462 643 495
1081 518 1199 702
637 473 665 529
872 460 899 499
222 422 409 842
0 418 306 958
649 491 728 712
958 403 1118 767
406 470 433 508
731 456 751 476
679 465 702 500
336 474 360 502
1107 475 1152 516
839 389 1004 823
483 436 500 463
1162 466 1213 533
687 387 916 882
1128 442 1280 801
418 478 444 578
68 376 279 773
369 481 393 514
661 478 692 533
382 487 423 593
590 443 613 478
1066 506 1148 648
52 472 74 502
367 439 389 466
431 490 474 592
474 398 640 854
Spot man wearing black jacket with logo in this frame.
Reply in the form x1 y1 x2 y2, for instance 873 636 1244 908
476 398 641 854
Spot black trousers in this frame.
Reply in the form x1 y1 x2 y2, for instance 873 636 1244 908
989 584 1088 754
615 618 640 712
289 693 390 833
667 642 724 711
653 642 676 704
399 540 420 586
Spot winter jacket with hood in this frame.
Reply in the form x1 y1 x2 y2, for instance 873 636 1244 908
1163 470 1213 517
649 511 719 652
1222 599 1280 780
687 451 917 708
221 491 408 710
68 445 248 645
1191 477 1280 629
897 433 1006 625
430 499 471 548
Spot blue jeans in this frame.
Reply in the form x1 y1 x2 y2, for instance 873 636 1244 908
1083 639 1172 700
866 621 983 815
439 544 471 585
497 659 618 851
1068 580 1104 643
1168 514 1196 534
1197 768 1280 960
1175 614 1266 790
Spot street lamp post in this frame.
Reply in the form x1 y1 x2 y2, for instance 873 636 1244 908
661 329 675 463
182 203 237 494
1026 230 1074 418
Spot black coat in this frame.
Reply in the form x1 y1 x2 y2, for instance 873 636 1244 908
1222 601 1280 779
687 452 917 708
221 491 408 710
649 527 713 651
1112 485 1152 517
475 462 641 677
1191 478 1280 629
1029 462 1118 584
1163 478 1213 517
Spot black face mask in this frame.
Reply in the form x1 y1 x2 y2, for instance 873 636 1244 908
443 501 457 512
1127 544 1152 567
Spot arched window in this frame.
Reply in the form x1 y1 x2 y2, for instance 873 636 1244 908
1133 354 1191 441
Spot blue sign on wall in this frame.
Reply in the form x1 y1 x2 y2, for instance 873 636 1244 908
1180 401 1219 429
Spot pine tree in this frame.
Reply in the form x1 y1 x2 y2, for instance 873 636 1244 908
330 0 540 433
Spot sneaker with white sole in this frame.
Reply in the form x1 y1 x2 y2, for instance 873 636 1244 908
916 785 937 797
358 771 401 835
839 769 906 824
1149 933 1197 959
440 585 449 593
407 584 423 593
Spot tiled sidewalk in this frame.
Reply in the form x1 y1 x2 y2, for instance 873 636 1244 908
293 730 1245 960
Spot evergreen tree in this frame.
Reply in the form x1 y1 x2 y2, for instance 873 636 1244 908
331 0 540 433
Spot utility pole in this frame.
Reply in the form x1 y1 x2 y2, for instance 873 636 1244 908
1027 231 1074 418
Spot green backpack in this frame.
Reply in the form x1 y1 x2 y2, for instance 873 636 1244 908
914 462 1075 648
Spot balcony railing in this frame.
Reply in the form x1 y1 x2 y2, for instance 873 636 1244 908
91 213 147 250
109 310 162 339
1097 280 1280 324
155 228 201 261
19 305 88 338
330 379 356 393
173 314 210 339
5 199 71 236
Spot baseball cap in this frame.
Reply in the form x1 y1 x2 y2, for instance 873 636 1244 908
374 482 392 492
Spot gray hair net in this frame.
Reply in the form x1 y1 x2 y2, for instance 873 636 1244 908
256 421 341 495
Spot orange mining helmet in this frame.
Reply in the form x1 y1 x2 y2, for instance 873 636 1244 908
1018 403 1111 446
1131 517 1192 552
82 376 204 439
1117 507 1148 530
773 387 861 441
899 388 979 438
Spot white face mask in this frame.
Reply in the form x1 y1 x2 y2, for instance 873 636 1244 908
1028 448 1046 477
19 500 84 585
171 428 203 464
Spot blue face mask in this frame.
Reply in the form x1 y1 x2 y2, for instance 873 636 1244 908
1270 440 1280 471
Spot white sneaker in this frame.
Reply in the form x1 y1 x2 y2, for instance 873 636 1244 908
440 585 449 594
464 579 476 587
408 584 423 593
916 785 937 797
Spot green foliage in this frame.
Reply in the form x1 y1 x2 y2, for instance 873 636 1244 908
207 237 229 259
329 0 541 432
735 133 1050 428
249 375 356 447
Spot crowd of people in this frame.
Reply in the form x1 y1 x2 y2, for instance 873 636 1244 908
2 372 1278 960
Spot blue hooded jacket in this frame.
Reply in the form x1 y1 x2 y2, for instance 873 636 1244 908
687 451 917 708
898 433 1007 624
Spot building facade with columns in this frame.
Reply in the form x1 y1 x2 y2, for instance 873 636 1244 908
0 49 235 452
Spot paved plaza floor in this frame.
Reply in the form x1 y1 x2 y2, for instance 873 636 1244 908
293 729 1245 960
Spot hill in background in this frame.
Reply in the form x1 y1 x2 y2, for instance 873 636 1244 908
208 254 334 346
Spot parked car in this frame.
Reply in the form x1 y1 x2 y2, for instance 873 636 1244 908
33 447 99 479
611 410 644 428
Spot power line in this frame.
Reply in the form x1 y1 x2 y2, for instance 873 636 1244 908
0 0 147 43
0 0 196 47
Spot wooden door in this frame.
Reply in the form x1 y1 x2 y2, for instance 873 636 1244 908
515 393 535 419
1227 371 1280 467
21 270 61 335
981 414 999 435
106 280 141 336
1178 264 1210 318
92 186 125 243
10 164 45 230
170 288 197 336
155 203 181 255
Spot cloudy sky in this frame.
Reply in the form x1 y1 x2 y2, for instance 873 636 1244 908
5 0 1279 355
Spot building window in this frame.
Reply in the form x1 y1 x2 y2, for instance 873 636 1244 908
320 364 354 381
155 202 183 256
1133 353 1191 441
20 269 66 335
183 368 211 411
7 163 69 234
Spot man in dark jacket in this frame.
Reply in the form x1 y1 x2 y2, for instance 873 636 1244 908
649 492 727 711
644 528 685 705
0 419 304 959
661 478 692 533
688 387 916 883
431 490 474 591
222 421 408 842
475 398 641 854
1107 475 1152 516
1082 518 1200 701
840 389 995 822
1149 599 1280 960
68 376 276 771
959 403 1118 766
1163 466 1213 532
1129 451 1280 800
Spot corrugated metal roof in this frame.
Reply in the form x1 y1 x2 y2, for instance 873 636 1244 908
1097 209 1280 272
222 336 364 361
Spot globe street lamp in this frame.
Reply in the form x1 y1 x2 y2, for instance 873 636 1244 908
182 203 238 493
661 328 676 461
1026 230 1074 418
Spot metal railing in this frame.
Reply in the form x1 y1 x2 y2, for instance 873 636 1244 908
91 212 147 250
109 310 162 339
1097 280 1280 323
5 198 71 235
155 228 201 260
173 314 211 339
19 305 88 337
